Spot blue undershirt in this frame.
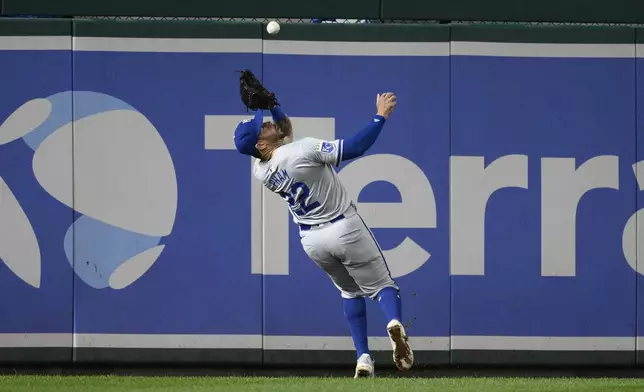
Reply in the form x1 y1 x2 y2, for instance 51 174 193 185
271 106 385 162
270 106 287 122
341 115 386 161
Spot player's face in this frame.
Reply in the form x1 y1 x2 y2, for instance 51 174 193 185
259 122 288 145
259 122 277 139
256 122 279 154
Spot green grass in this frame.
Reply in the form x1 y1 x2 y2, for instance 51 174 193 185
1 376 644 392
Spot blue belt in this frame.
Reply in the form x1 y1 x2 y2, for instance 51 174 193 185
299 214 345 231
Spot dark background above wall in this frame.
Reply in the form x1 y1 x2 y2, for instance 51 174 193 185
3 0 644 24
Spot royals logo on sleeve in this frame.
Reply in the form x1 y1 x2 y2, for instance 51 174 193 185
319 141 336 154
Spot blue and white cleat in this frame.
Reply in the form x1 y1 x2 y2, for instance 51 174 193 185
354 353 375 378
387 319 414 371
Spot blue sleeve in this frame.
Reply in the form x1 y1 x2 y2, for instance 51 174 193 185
270 106 286 122
341 115 386 161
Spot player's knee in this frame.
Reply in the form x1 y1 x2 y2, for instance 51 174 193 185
366 283 399 299
340 286 366 299
376 286 399 297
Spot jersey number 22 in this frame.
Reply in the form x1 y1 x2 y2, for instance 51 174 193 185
279 182 320 217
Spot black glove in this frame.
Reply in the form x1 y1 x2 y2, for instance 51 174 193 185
239 69 279 111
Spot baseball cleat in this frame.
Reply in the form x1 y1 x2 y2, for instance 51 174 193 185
386 319 413 371
354 353 375 378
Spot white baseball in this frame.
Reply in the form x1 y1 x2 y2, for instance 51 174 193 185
267 21 280 35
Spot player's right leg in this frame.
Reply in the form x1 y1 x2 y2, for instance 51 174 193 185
342 295 373 377
355 352 375 378
299 228 375 378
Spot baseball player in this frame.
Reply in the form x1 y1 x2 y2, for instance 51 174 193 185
233 75 412 377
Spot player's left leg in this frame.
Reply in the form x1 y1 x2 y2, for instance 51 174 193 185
376 287 402 327
331 208 414 371
377 288 413 372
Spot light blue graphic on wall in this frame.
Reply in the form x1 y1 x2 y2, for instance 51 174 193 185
0 90 177 289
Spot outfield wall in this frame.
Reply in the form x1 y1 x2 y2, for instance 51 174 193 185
1 18 643 367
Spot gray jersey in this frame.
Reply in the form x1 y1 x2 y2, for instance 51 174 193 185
253 137 351 225
254 136 397 301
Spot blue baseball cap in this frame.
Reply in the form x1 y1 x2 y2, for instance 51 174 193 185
234 110 264 158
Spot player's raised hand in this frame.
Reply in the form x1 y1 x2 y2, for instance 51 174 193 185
377 92 397 119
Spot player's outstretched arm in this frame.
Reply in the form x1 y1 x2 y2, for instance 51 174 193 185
270 106 293 139
341 93 397 162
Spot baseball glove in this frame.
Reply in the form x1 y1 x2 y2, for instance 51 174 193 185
239 69 279 111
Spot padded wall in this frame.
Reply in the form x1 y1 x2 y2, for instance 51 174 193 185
0 19 641 367
636 28 644 365
0 19 74 363
450 24 637 365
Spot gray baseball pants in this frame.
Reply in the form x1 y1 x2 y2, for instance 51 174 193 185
299 204 398 299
